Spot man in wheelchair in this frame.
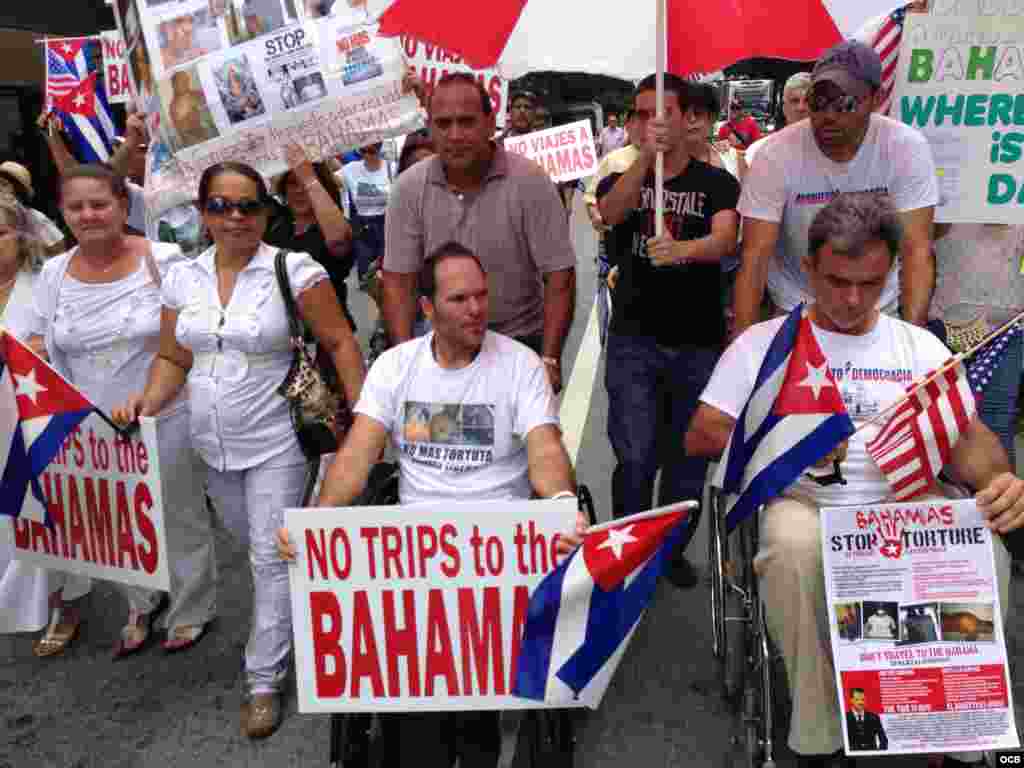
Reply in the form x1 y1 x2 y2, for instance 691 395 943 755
279 240 586 767
685 192 1024 767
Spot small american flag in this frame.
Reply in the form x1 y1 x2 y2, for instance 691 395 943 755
870 6 907 116
867 323 1022 500
867 360 975 500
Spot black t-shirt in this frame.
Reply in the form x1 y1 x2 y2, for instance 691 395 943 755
597 160 740 347
265 213 356 329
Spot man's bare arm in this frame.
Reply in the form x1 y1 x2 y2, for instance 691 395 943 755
896 206 935 326
317 415 389 507
380 270 418 346
526 424 576 499
684 403 736 459
731 218 780 339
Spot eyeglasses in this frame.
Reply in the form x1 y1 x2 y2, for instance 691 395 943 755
203 197 266 216
808 91 862 114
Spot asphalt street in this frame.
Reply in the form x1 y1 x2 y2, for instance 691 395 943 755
2 197 1023 767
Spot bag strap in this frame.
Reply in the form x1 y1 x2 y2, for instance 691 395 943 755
143 241 161 288
273 249 304 341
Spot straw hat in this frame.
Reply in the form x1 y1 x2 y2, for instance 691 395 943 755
0 162 34 201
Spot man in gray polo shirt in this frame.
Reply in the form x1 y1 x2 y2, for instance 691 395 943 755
381 73 576 392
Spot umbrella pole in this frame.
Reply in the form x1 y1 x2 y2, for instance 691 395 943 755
655 0 665 237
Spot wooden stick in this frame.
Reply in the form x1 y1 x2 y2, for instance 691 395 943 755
35 35 99 44
654 0 665 238
853 309 1024 436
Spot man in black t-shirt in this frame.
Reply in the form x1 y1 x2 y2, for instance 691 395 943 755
598 73 740 587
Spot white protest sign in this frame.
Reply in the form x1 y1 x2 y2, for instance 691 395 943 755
111 0 424 215
399 35 508 128
101 30 132 104
891 10 1024 223
503 119 598 183
821 499 1019 756
286 498 583 714
2 409 183 592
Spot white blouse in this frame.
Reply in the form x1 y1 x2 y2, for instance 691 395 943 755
2 269 39 339
162 242 328 471
31 242 186 413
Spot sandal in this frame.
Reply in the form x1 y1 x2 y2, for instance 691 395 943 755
162 622 210 653
32 605 81 658
112 593 168 659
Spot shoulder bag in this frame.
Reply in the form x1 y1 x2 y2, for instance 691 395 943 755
274 249 352 459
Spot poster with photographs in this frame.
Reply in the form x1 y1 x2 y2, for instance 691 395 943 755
821 499 1019 756
111 0 423 215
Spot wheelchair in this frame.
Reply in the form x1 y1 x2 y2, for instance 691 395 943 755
328 468 598 768
707 487 788 768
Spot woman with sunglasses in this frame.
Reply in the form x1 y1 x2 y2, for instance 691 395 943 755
265 143 356 330
19 164 217 658
115 161 365 740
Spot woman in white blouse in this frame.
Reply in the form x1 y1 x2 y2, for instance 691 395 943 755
0 198 51 636
116 161 365 739
16 165 217 658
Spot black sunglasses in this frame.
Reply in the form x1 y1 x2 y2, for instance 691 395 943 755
204 196 266 216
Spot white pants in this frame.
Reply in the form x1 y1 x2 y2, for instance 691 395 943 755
205 448 311 694
756 495 1011 756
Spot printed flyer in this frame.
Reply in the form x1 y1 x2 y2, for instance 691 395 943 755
822 498 1019 756
111 0 424 214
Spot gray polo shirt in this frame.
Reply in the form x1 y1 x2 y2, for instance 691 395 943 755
384 145 576 339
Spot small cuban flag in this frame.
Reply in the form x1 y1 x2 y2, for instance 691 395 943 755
0 329 95 525
512 501 694 708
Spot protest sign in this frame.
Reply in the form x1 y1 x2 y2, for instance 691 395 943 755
286 497 585 714
111 0 424 215
2 409 178 592
101 30 132 105
399 35 507 128
822 499 1019 756
503 119 598 183
892 9 1024 223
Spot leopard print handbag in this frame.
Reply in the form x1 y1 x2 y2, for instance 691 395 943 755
274 249 352 459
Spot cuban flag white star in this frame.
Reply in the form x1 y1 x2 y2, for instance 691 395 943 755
798 361 833 400
13 369 47 405
597 525 638 560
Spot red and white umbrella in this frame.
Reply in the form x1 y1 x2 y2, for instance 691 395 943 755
369 0 905 80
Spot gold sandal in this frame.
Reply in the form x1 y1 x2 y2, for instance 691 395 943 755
32 606 81 658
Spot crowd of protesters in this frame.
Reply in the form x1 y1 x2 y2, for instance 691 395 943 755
2 15 1024 767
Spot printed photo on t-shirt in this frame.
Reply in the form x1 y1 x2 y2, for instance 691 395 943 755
400 402 495 473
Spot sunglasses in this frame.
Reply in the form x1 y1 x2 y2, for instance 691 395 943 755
204 197 266 216
808 91 862 114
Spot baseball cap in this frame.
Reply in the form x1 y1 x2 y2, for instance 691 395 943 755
812 39 882 99
0 161 34 201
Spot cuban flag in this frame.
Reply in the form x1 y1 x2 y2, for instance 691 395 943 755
713 305 855 532
0 330 95 525
513 502 694 707
46 38 117 163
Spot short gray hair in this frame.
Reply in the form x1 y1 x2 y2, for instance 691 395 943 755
807 192 903 264
784 72 812 96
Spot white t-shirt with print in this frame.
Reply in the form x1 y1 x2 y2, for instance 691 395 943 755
341 160 391 218
356 331 559 506
739 115 938 312
700 312 951 508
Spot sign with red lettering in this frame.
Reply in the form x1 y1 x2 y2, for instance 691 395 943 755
2 410 173 591
100 30 130 105
823 499 1020 754
400 35 508 128
286 498 582 713
503 119 598 183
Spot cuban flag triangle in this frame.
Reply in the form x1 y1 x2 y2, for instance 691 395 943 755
45 38 117 163
0 330 95 525
512 501 694 707
712 304 855 532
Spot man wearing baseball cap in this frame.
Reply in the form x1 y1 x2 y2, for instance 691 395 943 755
732 39 938 339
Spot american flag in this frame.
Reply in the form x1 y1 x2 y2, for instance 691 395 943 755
867 323 1022 500
46 38 117 163
860 5 908 116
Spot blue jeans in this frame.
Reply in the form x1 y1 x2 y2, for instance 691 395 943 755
605 333 721 551
979 331 1022 466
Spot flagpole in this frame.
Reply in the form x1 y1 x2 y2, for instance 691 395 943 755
654 0 665 238
584 500 698 535
34 35 98 45
852 308 1024 437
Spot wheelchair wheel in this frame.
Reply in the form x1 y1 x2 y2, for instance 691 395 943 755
577 484 597 526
